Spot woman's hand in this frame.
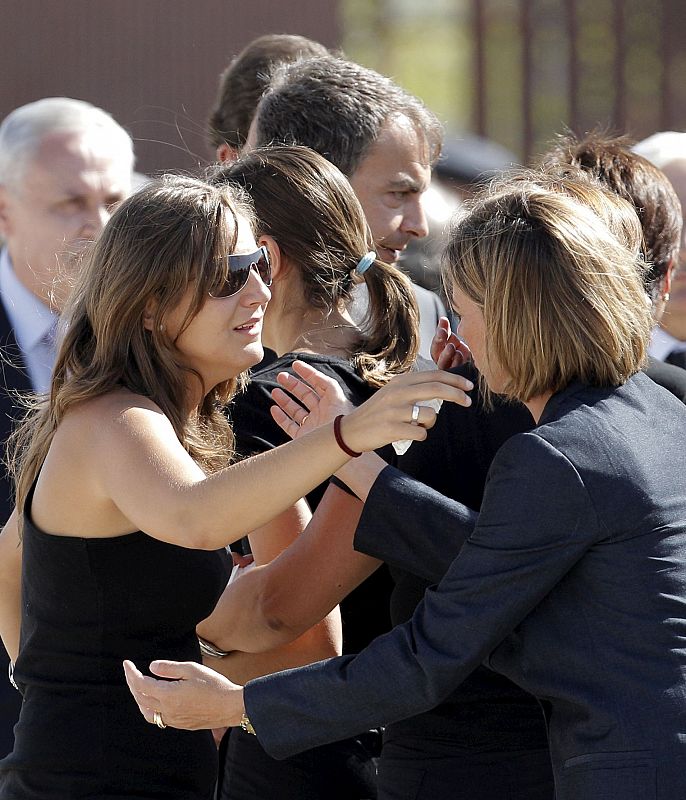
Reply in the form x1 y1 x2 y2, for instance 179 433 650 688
123 659 245 730
271 359 473 455
431 317 472 370
271 360 354 438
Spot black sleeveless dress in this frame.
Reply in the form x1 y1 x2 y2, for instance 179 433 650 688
0 484 229 799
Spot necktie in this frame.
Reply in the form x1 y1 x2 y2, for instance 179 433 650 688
665 349 686 369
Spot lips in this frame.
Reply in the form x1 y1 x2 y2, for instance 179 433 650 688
234 317 262 333
378 244 406 264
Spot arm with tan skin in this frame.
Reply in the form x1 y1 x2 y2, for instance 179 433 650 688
0 510 22 663
198 484 377 654
200 500 343 685
72 367 471 552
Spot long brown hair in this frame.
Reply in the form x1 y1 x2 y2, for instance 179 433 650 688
9 175 255 519
212 145 419 386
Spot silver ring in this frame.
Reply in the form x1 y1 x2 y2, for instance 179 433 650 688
411 404 420 425
153 710 167 729
300 414 309 426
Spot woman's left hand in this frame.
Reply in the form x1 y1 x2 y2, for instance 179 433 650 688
123 659 245 730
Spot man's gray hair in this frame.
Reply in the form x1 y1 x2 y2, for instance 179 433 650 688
253 56 443 177
633 131 686 169
0 97 134 186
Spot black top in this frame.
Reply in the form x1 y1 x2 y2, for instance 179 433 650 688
0 484 229 799
230 352 394 655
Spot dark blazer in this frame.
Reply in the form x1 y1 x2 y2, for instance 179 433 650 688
0 296 31 757
245 373 686 800
645 355 686 403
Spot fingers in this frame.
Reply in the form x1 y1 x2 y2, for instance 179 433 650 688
270 399 301 440
430 318 452 364
410 404 437 429
436 342 457 370
123 661 162 724
274 375 319 413
290 360 340 395
231 552 254 569
149 660 199 680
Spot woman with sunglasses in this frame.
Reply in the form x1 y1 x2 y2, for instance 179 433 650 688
125 176 686 800
199 145 421 800
0 175 471 799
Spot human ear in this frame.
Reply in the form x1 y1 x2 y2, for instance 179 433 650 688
0 185 13 238
142 296 159 332
216 143 239 164
259 235 285 281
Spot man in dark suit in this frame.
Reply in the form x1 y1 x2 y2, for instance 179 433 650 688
0 96 133 756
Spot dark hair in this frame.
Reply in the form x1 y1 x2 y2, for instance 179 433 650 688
207 34 330 151
542 131 682 298
253 55 443 176
212 145 419 385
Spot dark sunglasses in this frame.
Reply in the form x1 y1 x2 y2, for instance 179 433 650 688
210 245 272 298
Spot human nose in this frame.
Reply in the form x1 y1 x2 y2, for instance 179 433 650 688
400 196 429 240
242 264 271 305
80 205 111 239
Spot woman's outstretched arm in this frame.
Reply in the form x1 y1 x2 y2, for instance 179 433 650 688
88 368 472 551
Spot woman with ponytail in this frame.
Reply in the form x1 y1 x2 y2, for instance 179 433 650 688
203 145 420 800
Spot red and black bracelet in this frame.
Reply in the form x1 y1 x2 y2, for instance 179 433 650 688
333 414 362 458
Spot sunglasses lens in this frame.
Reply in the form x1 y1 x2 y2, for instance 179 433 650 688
255 246 272 287
211 247 272 298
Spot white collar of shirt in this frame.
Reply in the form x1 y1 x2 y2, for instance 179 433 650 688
649 324 686 361
0 247 57 353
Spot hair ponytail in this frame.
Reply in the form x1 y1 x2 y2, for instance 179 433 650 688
352 258 419 386
214 145 421 387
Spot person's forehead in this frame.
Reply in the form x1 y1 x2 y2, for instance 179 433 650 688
23 130 132 195
357 116 432 188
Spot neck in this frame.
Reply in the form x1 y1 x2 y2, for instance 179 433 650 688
523 391 553 424
660 314 686 343
263 278 359 358
6 248 57 310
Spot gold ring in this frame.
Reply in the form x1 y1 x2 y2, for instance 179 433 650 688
411 404 420 425
153 710 166 729
301 414 309 426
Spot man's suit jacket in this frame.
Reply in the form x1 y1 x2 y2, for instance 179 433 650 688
645 355 686 403
0 299 31 757
245 373 686 800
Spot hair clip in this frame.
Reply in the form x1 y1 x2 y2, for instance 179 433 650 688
351 251 377 284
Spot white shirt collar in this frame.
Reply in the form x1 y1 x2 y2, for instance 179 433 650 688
649 324 686 361
0 247 57 353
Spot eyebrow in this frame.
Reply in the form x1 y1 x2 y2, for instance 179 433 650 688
387 175 427 193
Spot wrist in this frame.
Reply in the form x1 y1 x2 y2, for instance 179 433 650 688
333 415 361 458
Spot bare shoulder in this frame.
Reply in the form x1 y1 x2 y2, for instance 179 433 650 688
58 389 174 445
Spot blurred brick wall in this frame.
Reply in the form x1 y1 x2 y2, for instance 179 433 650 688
0 0 340 174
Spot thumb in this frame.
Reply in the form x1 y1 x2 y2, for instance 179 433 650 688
149 660 195 680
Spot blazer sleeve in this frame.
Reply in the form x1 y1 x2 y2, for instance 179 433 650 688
244 432 603 760
353 465 479 583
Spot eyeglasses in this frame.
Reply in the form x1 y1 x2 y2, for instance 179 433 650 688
210 245 272 298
